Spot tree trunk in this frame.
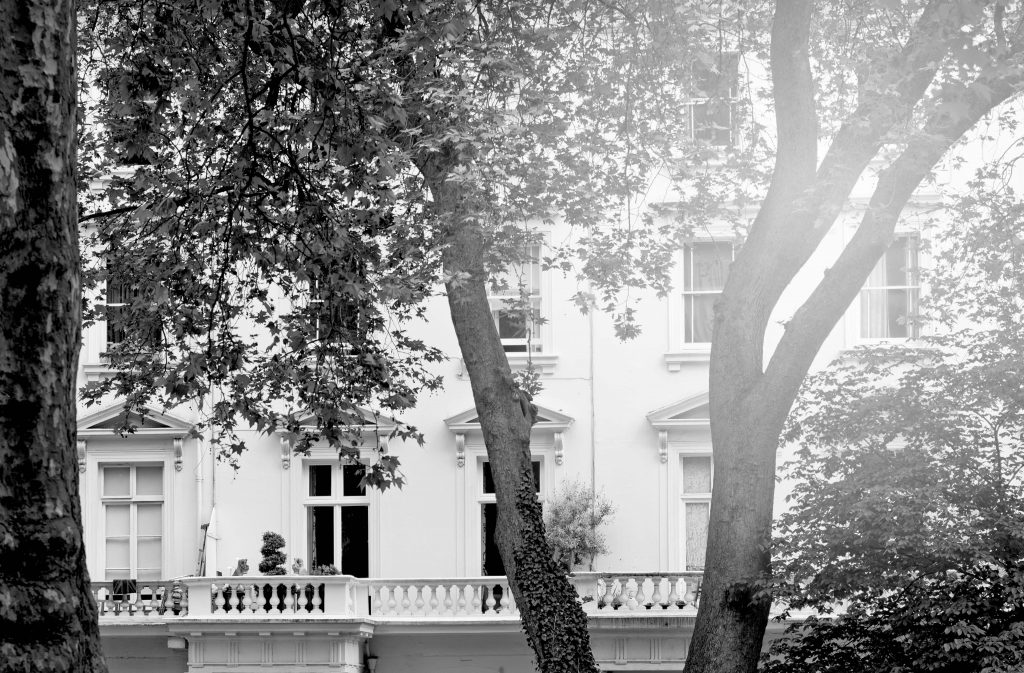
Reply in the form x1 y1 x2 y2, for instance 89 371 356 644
441 211 598 673
0 2 106 672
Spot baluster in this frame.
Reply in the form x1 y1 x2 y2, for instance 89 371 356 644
595 578 608 611
429 585 441 615
371 586 383 615
386 585 398 614
400 586 412 615
310 583 323 614
666 575 680 611
484 585 496 614
227 584 240 613
443 585 454 615
157 585 169 615
296 584 308 613
630 577 644 611
213 583 226 614
241 585 252 613
283 584 295 613
470 585 482 613
176 581 188 616
612 577 628 610
651 576 664 610
499 584 511 613
414 585 425 615
684 575 702 609
457 585 469 615
267 584 280 613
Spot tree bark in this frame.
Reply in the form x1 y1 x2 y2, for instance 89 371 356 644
439 190 598 673
0 2 106 672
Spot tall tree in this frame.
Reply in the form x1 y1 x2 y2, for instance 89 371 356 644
691 2 1024 671
0 1 106 671
762 185 1024 672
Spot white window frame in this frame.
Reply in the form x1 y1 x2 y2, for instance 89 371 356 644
687 53 739 148
286 445 382 577
858 234 920 341
302 459 373 576
678 454 713 572
82 445 175 583
99 463 165 582
487 245 545 354
476 456 545 576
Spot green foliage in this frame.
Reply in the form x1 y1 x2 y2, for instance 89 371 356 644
544 481 614 572
310 564 340 576
258 531 287 576
764 186 1024 673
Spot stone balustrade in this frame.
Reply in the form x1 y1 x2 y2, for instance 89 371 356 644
92 580 188 617
570 572 704 613
367 577 518 617
92 572 701 621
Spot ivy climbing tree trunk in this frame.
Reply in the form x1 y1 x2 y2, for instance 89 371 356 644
0 1 106 672
437 184 599 673
685 1 1024 672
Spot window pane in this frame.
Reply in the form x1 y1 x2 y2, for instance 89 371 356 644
887 288 909 338
309 506 334 568
137 567 162 582
481 503 505 576
103 467 130 497
483 461 540 494
105 504 130 537
682 457 712 493
685 502 710 570
482 462 495 494
341 506 369 578
685 294 717 343
309 465 332 497
135 466 163 496
105 538 130 570
136 504 162 536
860 288 885 337
690 244 731 291
497 309 528 340
342 464 366 497
137 537 162 569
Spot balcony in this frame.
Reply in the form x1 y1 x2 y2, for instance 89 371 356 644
92 572 800 671
92 571 705 622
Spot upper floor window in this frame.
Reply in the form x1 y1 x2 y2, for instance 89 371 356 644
682 242 732 344
689 53 739 147
305 462 370 577
860 235 919 339
101 464 163 581
104 263 162 353
488 246 542 353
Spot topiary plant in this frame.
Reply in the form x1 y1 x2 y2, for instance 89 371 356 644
544 481 615 572
258 531 287 575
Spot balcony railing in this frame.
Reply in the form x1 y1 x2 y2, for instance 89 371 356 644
91 572 703 621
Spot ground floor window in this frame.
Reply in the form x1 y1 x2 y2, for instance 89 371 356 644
305 463 370 577
680 455 712 571
101 463 163 581
479 460 541 575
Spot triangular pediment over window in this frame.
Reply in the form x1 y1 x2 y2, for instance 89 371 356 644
77 403 194 438
290 407 398 436
647 392 710 430
444 403 573 434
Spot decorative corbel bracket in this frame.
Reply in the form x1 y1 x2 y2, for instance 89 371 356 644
377 435 389 454
658 431 668 464
455 433 466 468
280 437 292 470
173 437 183 472
77 440 87 473
554 432 564 466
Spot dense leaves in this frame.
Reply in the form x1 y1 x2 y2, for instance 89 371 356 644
764 186 1024 673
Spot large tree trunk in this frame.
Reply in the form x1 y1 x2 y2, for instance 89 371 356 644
441 208 598 673
0 2 106 672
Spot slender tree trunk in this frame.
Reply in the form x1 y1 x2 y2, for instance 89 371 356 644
0 2 106 672
441 204 598 673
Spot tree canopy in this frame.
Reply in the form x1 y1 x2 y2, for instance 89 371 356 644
764 182 1024 673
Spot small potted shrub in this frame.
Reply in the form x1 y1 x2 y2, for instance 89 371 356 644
544 481 615 572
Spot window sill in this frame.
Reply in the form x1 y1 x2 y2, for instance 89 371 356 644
82 363 117 383
664 349 711 372
458 353 559 378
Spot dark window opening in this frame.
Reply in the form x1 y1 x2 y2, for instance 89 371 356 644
309 465 332 497
340 506 369 578
482 461 540 494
